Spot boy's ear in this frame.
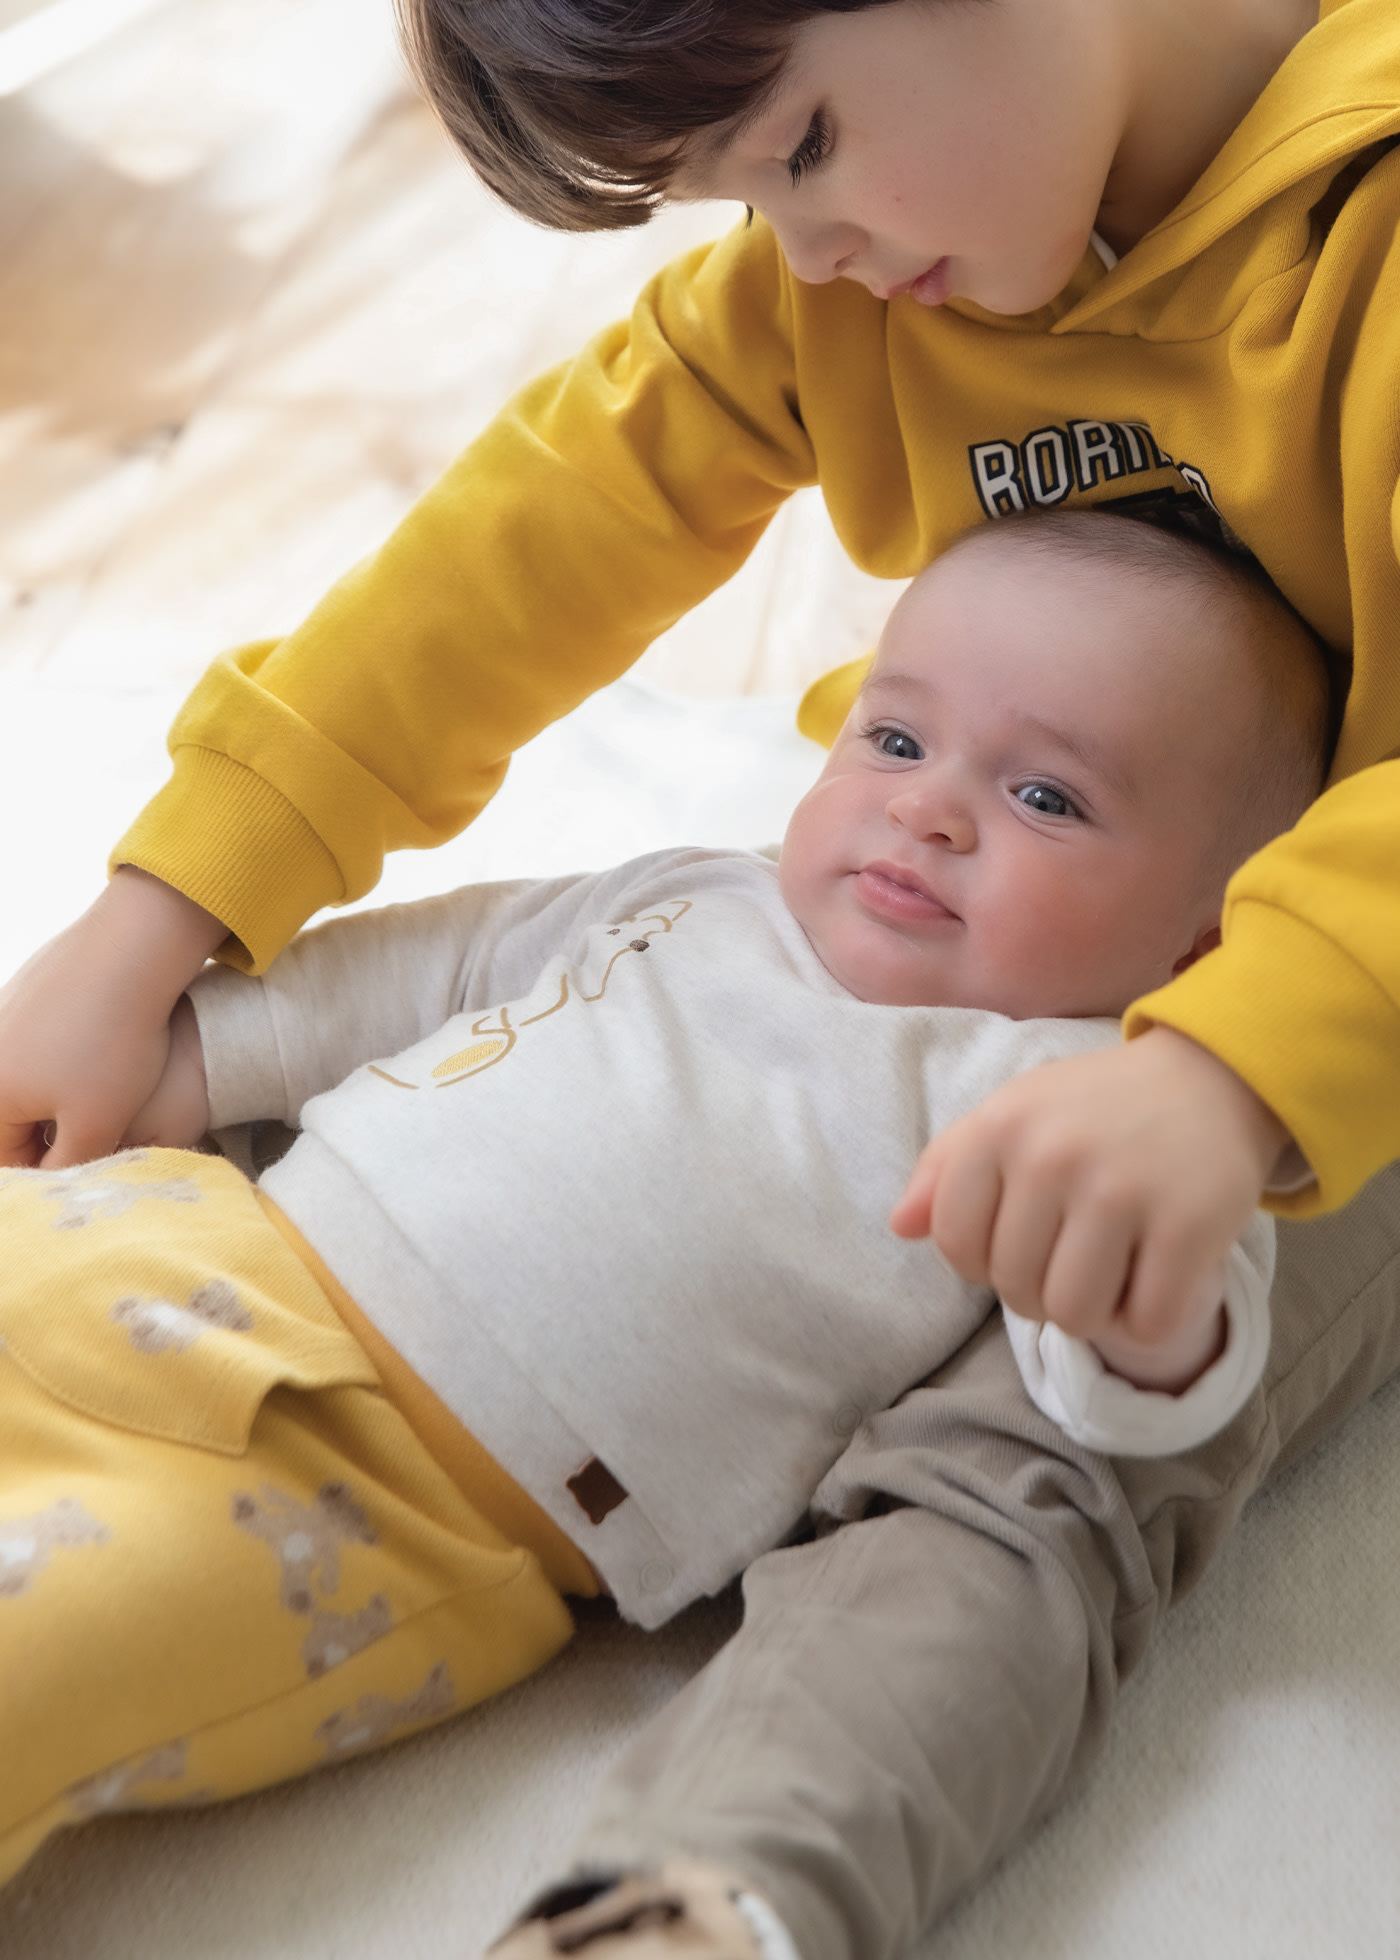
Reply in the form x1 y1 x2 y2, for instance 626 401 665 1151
1171 923 1223 977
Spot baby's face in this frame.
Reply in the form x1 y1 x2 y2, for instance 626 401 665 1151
779 546 1243 1018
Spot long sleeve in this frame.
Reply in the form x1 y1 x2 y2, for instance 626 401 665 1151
186 861 653 1127
1125 755 1400 1217
1002 1210 1275 1456
113 221 814 974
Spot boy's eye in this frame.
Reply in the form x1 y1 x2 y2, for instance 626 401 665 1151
869 725 923 761
786 108 832 186
1015 782 1078 819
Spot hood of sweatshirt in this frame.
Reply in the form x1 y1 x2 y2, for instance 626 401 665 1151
1055 0 1400 330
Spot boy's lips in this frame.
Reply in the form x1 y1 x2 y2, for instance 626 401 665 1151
855 862 960 925
881 258 952 307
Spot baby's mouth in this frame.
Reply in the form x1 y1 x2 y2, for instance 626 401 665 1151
855 862 960 925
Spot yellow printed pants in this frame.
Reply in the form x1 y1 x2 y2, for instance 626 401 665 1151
0 1148 585 1885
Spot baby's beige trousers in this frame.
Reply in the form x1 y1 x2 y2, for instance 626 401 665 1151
575 1163 1400 1960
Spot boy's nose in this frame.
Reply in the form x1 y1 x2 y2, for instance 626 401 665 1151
771 217 866 286
886 780 977 852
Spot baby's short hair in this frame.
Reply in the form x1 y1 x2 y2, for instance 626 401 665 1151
395 0 900 230
945 510 1334 887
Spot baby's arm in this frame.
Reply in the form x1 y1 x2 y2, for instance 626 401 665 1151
107 879 546 1147
892 1025 1290 1397
0 868 228 1167
124 996 210 1149
178 863 637 1130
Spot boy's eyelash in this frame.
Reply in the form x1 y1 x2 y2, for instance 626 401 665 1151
786 109 831 186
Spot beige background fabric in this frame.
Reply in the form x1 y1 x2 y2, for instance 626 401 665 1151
1 1 1398 1950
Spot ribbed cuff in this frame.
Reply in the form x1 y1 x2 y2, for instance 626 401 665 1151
111 747 343 974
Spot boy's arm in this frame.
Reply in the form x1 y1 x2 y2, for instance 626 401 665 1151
1122 759 1400 1221
0 221 809 1169
113 220 812 978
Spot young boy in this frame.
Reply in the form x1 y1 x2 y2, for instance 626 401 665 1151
0 514 1323 1896
1 0 1398 1951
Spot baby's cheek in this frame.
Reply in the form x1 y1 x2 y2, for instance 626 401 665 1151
986 872 1102 983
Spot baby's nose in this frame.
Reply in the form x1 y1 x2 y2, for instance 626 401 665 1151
887 781 976 851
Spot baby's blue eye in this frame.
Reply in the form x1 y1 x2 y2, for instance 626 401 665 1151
872 727 923 761
1016 783 1076 819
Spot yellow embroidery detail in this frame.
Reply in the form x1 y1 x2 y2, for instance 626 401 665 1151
433 1007 518 1086
368 1066 418 1090
576 900 692 1002
519 971 571 1026
431 1037 510 1079
424 898 692 1089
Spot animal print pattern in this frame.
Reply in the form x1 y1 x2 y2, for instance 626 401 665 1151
0 1496 109 1598
302 1597 395 1679
232 1481 394 1677
65 1739 211 1817
315 1661 456 1759
111 1277 254 1353
44 1167 204 1232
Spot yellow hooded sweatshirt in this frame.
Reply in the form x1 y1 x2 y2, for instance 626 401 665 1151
117 0 1399 1219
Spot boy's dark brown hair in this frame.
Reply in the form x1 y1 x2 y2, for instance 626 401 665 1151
395 0 896 231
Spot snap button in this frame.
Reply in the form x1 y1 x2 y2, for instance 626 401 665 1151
833 1404 862 1438
639 1559 674 1594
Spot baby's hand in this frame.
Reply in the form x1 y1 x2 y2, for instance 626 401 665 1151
0 868 227 1167
123 996 210 1150
891 1027 1289 1385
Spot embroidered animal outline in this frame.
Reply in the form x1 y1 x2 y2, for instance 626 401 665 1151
368 900 691 1092
315 1661 456 1759
231 1481 393 1677
112 1277 254 1353
0 1497 110 1597
66 1740 212 1817
0 1151 206 1229
40 1154 205 1231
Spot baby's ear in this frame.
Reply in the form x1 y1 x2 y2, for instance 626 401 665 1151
1171 923 1223 977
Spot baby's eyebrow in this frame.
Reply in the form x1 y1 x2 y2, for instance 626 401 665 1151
1012 713 1133 801
860 676 1134 802
860 671 923 702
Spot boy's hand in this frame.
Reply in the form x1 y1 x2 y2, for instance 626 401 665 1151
891 1027 1290 1362
0 868 228 1168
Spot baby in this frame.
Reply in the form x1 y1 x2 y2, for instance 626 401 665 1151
0 512 1325 1888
